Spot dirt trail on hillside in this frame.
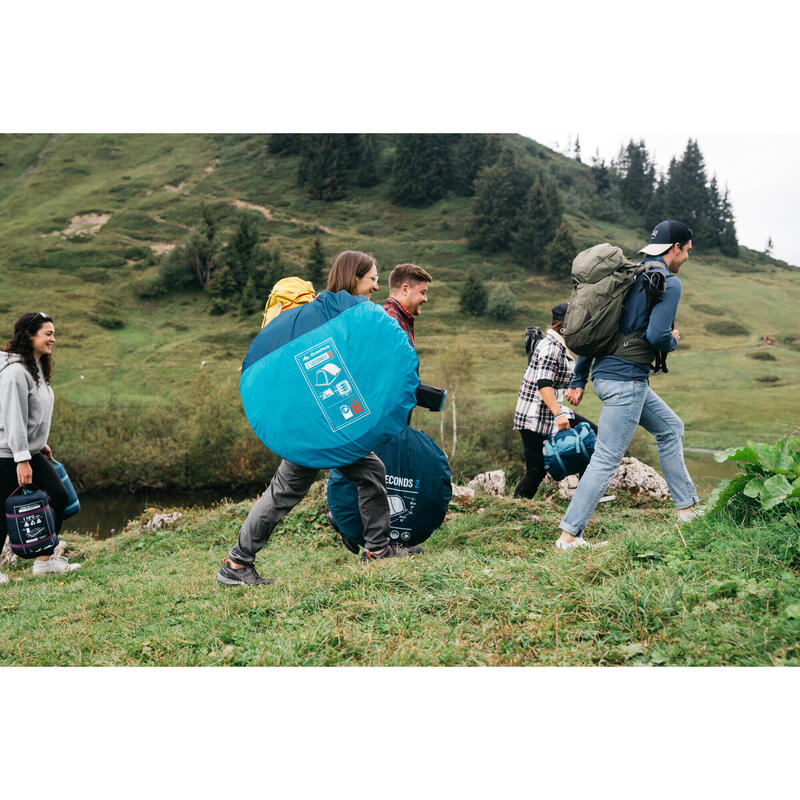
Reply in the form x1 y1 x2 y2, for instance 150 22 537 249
23 134 60 177
232 199 272 219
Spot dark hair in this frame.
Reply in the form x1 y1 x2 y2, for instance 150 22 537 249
326 251 376 295
4 312 54 386
388 263 432 290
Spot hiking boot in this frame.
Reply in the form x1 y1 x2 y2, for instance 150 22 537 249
360 542 423 562
216 558 272 586
32 555 81 575
326 511 359 555
555 536 607 551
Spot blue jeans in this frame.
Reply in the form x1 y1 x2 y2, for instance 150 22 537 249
560 378 698 537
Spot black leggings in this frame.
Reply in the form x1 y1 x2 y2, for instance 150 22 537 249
513 413 598 499
0 453 68 556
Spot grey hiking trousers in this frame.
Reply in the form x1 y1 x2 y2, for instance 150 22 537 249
229 454 390 564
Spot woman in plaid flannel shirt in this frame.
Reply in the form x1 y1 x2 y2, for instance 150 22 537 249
513 303 597 499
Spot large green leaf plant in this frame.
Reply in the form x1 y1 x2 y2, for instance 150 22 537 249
709 435 800 522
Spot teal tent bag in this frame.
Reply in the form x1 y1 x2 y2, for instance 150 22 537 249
241 291 419 468
51 460 80 519
327 426 452 547
543 422 597 481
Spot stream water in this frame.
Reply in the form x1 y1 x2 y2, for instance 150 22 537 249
64 449 739 540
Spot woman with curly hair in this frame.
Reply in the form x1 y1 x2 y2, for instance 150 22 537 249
0 312 80 582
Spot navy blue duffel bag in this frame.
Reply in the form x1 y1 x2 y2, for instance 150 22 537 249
543 422 597 482
5 485 58 558
327 426 452 548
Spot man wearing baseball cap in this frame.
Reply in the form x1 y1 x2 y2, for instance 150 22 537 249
555 219 701 550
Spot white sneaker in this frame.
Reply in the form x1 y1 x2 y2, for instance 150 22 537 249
0 572 8 584
32 555 81 576
677 507 705 524
556 536 607 550
598 495 616 504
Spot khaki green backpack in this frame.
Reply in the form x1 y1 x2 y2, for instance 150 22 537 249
562 243 663 365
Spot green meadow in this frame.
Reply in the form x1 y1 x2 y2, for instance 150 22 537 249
2 487 799 666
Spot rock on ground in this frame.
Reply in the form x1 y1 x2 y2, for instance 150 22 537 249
142 512 183 531
450 484 475 500
553 457 670 501
468 470 506 497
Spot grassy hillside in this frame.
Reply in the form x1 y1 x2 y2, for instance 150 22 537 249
1 133 798 489
2 486 799 666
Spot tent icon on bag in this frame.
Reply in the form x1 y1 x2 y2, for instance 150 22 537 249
315 363 342 386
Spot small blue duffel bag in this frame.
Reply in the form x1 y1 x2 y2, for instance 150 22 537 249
543 422 597 482
51 460 80 519
5 485 58 558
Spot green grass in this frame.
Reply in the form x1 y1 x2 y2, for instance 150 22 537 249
3 487 799 666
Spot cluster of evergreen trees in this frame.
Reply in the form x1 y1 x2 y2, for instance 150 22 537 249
591 138 739 256
268 133 502 204
154 208 281 315
465 149 575 275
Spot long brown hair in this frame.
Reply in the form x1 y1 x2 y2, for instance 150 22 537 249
326 250 376 295
4 312 54 386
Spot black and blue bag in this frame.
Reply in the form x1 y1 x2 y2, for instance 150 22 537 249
327 426 452 547
5 485 58 558
543 422 597 482
51 460 80 519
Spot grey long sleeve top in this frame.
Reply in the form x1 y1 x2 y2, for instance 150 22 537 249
0 353 54 462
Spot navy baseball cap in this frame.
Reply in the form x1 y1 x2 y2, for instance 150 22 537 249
639 219 694 256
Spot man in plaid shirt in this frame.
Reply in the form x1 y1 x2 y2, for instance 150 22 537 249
383 263 432 346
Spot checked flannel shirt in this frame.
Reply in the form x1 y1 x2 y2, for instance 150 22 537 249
383 297 415 345
513 328 575 435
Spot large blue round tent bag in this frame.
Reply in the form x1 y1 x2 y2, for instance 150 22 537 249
51 460 80 519
327 426 452 547
543 422 597 481
240 291 419 469
5 485 58 558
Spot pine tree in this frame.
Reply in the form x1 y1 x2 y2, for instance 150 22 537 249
663 139 715 248
186 206 222 289
512 176 563 270
298 134 351 201
459 270 488 316
226 214 264 291
764 236 774 257
719 186 739 257
451 134 497 196
306 237 326 288
239 273 258 315
355 135 380 187
619 140 655 214
543 223 577 276
390 134 453 206
268 134 304 155
573 135 582 163
465 149 533 251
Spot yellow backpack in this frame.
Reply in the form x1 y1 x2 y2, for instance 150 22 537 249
261 277 317 328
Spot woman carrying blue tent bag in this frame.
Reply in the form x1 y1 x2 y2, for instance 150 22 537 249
0 312 81 582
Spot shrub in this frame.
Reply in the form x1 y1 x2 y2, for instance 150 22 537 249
748 351 776 361
459 270 488 316
487 284 516 321
706 320 749 336
90 299 124 329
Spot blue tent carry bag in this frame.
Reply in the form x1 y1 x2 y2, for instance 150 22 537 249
327 426 452 547
240 291 419 469
543 422 597 482
51 460 80 519
5 485 58 558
